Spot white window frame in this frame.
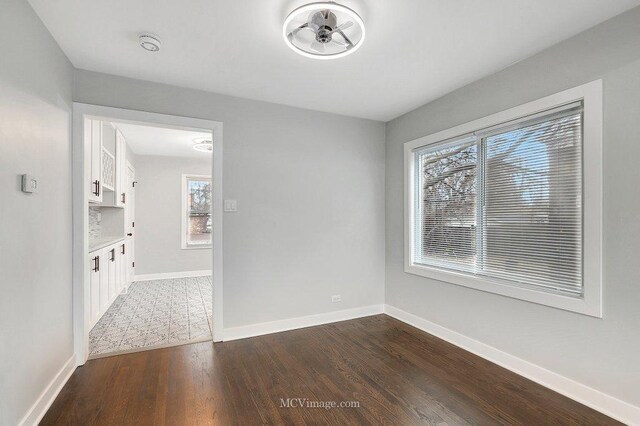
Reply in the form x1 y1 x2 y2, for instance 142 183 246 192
404 80 603 317
181 174 213 250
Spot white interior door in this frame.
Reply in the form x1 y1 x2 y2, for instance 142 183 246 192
125 162 136 286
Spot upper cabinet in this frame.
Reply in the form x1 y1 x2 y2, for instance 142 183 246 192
86 119 103 203
115 129 126 208
87 119 128 208
101 122 116 192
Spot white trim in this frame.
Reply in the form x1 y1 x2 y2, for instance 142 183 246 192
181 174 213 250
73 103 224 364
384 305 640 425
211 124 224 342
18 355 76 426
223 304 384 341
134 270 213 281
403 80 603 317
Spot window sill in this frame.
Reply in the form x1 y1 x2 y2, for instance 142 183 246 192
181 245 212 250
404 262 602 318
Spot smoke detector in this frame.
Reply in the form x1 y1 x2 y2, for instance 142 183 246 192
139 33 161 52
283 2 365 59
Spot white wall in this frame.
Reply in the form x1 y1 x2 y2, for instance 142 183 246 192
74 72 386 329
134 155 212 275
385 7 640 408
0 0 74 424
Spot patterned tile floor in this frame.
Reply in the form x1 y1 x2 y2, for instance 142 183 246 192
89 276 213 358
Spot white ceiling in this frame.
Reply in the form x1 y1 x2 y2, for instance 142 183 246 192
114 122 211 159
29 0 640 121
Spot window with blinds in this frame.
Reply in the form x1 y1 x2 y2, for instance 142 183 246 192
412 102 583 297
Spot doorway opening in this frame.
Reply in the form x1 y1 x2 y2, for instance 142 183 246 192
72 104 223 364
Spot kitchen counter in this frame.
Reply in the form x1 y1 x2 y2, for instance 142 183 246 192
89 235 125 253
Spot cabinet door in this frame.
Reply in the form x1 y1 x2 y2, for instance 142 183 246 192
119 242 127 292
89 253 101 326
99 248 109 313
108 247 117 303
88 119 103 203
114 129 126 208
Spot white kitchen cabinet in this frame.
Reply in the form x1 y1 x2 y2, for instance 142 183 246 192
99 247 109 313
89 252 101 326
118 241 127 293
87 119 103 203
89 240 126 329
86 121 129 208
107 246 118 303
115 129 126 208
101 123 116 191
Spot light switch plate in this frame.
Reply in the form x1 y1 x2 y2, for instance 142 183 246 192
21 174 39 193
224 199 238 212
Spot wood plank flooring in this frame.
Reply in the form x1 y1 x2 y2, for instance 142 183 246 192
41 315 619 425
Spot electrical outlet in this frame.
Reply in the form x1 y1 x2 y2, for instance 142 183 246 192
331 295 341 303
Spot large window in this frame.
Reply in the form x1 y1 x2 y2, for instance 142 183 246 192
182 175 212 249
405 81 602 317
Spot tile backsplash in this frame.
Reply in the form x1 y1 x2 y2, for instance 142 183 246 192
89 207 101 239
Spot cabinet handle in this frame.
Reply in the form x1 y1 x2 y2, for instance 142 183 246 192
97 181 101 196
121 244 125 255
110 248 115 261
93 180 100 196
121 193 126 204
93 256 100 272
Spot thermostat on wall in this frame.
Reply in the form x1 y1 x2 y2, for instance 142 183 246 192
21 174 39 193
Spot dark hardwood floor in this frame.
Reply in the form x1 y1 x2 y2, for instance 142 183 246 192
42 315 618 425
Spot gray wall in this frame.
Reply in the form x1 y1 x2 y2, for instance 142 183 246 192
134 155 212 275
0 0 74 424
385 8 640 407
74 71 386 329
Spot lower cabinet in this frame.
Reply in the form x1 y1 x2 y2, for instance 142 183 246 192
107 247 117 304
89 253 101 325
99 250 109 313
118 241 127 294
89 239 126 329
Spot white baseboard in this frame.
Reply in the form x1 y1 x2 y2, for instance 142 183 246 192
19 354 76 426
134 270 212 281
223 304 384 341
383 304 640 425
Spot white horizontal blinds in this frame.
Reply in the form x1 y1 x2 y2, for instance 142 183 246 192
480 104 583 295
414 136 478 273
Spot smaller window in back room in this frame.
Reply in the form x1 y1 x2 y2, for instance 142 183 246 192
182 175 212 249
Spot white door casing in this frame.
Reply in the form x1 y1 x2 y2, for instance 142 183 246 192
73 103 224 365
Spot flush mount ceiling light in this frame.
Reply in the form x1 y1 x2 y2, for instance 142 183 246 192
139 33 162 52
192 138 213 153
283 2 365 60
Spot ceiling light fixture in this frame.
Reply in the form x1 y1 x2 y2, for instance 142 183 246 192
139 33 162 52
283 2 365 60
192 138 213 153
